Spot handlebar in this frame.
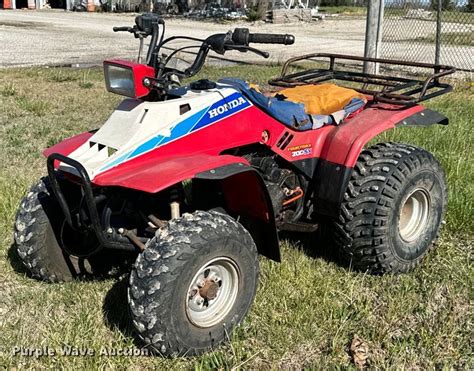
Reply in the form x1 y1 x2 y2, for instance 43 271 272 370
182 28 295 79
113 13 163 36
111 18 296 86
249 33 295 45
232 28 295 46
113 26 132 32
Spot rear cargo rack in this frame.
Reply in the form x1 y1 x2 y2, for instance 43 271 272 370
268 54 456 106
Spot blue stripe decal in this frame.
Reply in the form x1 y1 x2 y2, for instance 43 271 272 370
128 108 207 159
128 136 163 159
98 92 250 173
100 150 132 171
157 107 207 147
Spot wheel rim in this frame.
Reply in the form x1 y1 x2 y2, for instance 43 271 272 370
399 188 431 242
186 257 239 328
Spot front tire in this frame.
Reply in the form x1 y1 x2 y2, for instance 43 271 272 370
14 177 130 282
332 142 447 274
128 210 259 356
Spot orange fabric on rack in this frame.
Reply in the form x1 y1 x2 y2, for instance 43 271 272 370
248 83 261 92
275 83 367 115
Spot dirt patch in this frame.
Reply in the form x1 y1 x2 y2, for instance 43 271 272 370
0 20 47 28
0 11 366 68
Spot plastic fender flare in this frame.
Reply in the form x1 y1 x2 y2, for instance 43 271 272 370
313 106 448 218
195 163 281 262
93 154 250 193
394 108 449 127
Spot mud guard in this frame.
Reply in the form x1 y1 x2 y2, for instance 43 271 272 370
314 107 449 218
195 163 281 262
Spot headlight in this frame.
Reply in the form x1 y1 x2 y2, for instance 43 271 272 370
103 60 155 99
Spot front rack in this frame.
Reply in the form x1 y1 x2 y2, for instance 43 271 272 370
268 53 456 106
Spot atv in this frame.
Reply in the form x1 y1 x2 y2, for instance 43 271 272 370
14 14 455 356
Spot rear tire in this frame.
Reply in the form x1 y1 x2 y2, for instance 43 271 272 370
14 177 130 282
128 210 259 356
332 142 447 274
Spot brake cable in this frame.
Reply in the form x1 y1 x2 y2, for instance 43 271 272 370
163 45 202 67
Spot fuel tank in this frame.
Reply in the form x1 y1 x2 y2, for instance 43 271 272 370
57 84 254 181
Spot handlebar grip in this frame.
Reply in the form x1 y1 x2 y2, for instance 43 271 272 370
113 26 131 32
248 33 295 45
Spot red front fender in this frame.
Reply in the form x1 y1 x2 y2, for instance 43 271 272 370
93 154 250 194
96 157 281 261
43 131 94 158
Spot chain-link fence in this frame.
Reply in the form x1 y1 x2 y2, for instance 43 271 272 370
381 0 473 71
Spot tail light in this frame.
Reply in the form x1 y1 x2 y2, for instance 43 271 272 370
103 60 155 99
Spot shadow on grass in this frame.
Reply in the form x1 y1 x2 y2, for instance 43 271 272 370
280 225 346 267
8 239 145 348
102 275 143 347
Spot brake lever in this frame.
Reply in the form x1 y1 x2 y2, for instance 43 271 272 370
226 45 269 59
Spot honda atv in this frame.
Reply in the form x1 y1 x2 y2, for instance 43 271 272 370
14 14 455 356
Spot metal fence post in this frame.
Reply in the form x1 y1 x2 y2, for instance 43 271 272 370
434 0 442 65
376 0 384 67
364 0 383 74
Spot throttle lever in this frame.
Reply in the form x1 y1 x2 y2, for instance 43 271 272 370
227 45 269 59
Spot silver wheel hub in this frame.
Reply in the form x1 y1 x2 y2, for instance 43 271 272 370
399 188 431 242
186 257 239 328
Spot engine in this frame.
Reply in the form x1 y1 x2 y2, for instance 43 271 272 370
247 155 305 225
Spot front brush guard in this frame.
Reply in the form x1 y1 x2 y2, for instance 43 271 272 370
47 153 136 252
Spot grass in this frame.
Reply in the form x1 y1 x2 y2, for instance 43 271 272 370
1 82 16 97
385 9 474 25
0 66 472 369
15 96 51 117
406 31 474 47
318 6 367 16
440 10 474 24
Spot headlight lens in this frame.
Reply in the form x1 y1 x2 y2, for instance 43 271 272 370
103 60 155 99
104 64 135 98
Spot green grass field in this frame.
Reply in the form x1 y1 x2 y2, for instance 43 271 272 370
0 66 472 369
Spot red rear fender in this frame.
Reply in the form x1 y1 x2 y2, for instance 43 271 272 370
320 104 425 167
313 105 448 217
